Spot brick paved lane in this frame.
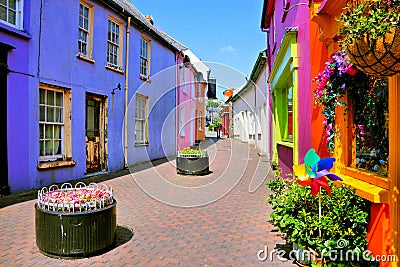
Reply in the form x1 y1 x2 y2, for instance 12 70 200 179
0 138 297 267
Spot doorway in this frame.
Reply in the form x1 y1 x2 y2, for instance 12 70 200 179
85 93 108 173
0 43 13 195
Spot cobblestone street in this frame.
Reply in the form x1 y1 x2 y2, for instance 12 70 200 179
0 138 296 266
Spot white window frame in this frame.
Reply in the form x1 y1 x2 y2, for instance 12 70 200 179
107 16 122 69
0 0 23 29
78 1 93 59
180 106 185 136
140 36 151 80
182 68 188 94
198 111 203 131
39 84 71 162
135 94 148 145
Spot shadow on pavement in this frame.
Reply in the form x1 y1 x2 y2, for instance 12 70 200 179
114 225 135 247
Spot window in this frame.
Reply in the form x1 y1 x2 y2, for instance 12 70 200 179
140 36 150 79
107 16 122 69
198 111 203 130
78 1 93 59
182 68 187 94
286 86 293 140
273 79 294 143
135 94 148 145
180 106 185 136
348 78 389 177
0 0 22 29
39 84 71 162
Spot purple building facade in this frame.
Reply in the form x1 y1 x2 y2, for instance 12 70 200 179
1 0 189 192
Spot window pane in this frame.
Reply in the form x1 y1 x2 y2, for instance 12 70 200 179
54 125 62 139
8 10 15 25
56 92 63 106
351 78 389 176
39 141 45 156
45 140 53 155
47 107 55 122
0 6 6 22
9 0 16 9
39 106 45 121
45 125 53 139
55 108 63 123
47 90 54 105
79 15 84 28
40 89 46 104
54 141 61 155
39 124 44 139
0 0 7 6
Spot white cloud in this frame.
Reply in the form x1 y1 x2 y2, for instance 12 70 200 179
220 45 235 53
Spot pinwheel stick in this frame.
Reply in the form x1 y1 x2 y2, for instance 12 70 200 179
318 188 322 237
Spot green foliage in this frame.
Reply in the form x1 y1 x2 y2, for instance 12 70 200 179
207 100 220 108
178 147 207 157
208 117 222 131
267 169 374 266
338 0 400 47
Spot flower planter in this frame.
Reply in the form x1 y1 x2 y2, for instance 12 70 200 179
346 27 400 77
176 155 210 175
35 183 116 258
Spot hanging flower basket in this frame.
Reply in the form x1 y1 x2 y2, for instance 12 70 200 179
35 182 117 258
338 0 400 77
346 27 400 77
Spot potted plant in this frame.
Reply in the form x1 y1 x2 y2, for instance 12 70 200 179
176 147 210 175
267 169 374 266
338 0 400 77
35 182 116 258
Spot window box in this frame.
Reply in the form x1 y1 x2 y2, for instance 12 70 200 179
37 160 77 170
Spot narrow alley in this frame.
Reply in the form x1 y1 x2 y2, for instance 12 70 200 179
0 138 296 266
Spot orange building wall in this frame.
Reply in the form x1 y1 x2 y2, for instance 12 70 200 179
367 204 392 266
309 21 330 159
310 8 394 264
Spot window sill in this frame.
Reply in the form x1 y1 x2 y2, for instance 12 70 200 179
341 167 389 189
105 65 124 74
140 76 151 83
37 160 77 170
0 23 31 40
134 143 149 147
276 140 294 148
333 174 389 203
76 54 95 64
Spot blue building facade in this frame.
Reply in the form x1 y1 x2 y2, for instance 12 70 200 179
2 0 185 192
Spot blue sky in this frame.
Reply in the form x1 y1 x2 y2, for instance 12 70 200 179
132 0 266 99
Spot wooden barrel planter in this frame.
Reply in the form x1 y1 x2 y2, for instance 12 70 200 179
176 149 210 175
346 27 400 77
35 182 116 258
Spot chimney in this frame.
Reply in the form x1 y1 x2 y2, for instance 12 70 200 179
145 15 154 25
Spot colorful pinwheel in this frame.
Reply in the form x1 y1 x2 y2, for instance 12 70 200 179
293 148 342 196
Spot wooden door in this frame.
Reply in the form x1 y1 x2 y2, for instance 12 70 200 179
86 95 102 173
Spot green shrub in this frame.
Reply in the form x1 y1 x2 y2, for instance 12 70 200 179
267 169 376 266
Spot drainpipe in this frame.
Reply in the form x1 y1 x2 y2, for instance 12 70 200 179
254 83 257 149
176 52 180 152
124 17 130 168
